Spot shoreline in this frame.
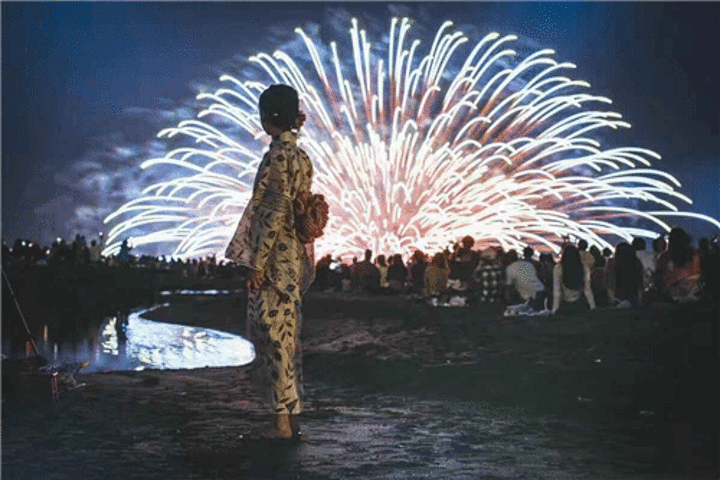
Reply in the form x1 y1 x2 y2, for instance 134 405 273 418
3 293 717 478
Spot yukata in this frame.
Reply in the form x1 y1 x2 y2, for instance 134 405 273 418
226 131 315 415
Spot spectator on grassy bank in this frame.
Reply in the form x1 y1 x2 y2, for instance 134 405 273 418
589 245 605 268
424 253 450 298
375 255 390 290
552 244 596 314
605 241 644 307
698 237 719 299
407 250 427 295
577 239 594 271
88 240 103 265
656 227 701 302
504 248 548 310
652 235 667 258
387 253 408 292
536 252 555 291
314 254 332 291
448 236 480 289
632 237 656 293
473 248 504 305
602 247 613 264
522 246 541 274
330 257 352 292
355 249 381 294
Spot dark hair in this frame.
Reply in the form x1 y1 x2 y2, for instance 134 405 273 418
259 84 300 130
631 237 646 251
506 249 519 264
561 245 584 290
523 246 534 260
376 255 387 267
539 252 554 265
668 227 692 268
602 247 612 257
589 245 604 268
614 242 641 301
461 236 474 248
432 253 447 268
577 239 588 251
364 249 372 262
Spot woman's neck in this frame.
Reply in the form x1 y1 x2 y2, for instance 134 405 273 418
272 130 296 142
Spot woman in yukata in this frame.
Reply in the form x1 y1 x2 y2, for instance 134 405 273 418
226 84 315 441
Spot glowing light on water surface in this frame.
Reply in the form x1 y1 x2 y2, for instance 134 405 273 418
87 309 255 372
103 17 720 259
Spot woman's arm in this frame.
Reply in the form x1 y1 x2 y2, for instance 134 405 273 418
552 264 562 313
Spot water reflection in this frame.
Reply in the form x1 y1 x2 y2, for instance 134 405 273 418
159 289 244 296
84 308 255 372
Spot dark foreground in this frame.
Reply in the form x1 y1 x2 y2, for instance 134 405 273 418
3 292 718 479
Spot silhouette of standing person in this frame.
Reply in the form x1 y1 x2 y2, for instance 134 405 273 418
226 84 315 440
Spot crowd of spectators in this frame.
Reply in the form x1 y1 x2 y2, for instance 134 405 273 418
3 226 719 313
312 227 720 313
1 234 243 281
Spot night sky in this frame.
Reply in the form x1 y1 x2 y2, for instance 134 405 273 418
3 2 720 250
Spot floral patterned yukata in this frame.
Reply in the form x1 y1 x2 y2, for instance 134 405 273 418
225 131 315 415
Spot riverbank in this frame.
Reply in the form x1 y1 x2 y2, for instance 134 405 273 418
3 292 717 479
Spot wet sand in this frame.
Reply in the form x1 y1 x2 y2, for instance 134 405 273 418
3 292 717 479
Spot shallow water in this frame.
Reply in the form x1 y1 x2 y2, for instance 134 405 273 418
52 308 256 373
159 288 244 296
222 382 671 480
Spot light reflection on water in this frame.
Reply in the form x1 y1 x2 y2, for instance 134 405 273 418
159 289 244 296
85 307 255 372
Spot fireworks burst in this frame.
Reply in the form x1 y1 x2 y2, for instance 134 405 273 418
103 17 720 259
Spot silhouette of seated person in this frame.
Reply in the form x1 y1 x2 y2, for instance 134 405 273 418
472 248 504 305
552 244 596 314
407 250 428 294
354 249 381 294
656 227 701 302
314 254 332 291
386 254 408 292
504 249 548 310
698 237 720 300
605 241 644 307
424 253 450 298
449 236 480 291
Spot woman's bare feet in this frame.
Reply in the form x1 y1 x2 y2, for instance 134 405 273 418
259 414 293 440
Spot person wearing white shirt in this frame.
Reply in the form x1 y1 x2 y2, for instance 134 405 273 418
504 250 548 310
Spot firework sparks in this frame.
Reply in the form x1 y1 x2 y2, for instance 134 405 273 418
103 17 720 260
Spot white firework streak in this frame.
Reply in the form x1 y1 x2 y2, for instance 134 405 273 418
102 17 720 259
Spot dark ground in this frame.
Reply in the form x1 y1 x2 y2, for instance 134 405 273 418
2 290 719 479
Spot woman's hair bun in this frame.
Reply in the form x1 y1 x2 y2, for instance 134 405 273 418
259 84 301 130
